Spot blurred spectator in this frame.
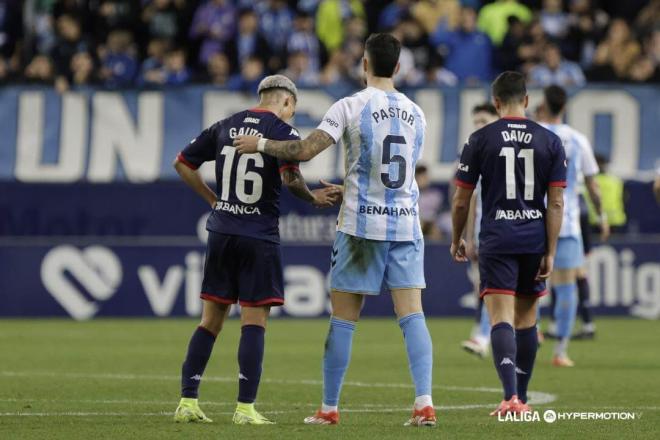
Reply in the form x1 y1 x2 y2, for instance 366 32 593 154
227 55 265 94
51 14 89 93
342 16 367 84
628 55 660 83
498 16 526 71
426 59 459 86
139 38 169 84
1 0 23 65
432 7 493 83
516 20 548 72
189 0 236 65
24 54 55 84
91 1 139 41
256 0 293 55
390 22 425 86
316 0 365 52
477 0 533 46
378 0 412 31
30 1 56 55
225 9 271 73
416 165 444 240
281 50 319 86
528 42 586 87
288 11 321 73
69 51 97 87
141 0 182 41
141 46 190 86
564 0 609 65
588 18 641 81
0 56 8 82
587 154 627 231
98 30 138 88
410 0 460 35
644 28 660 65
206 52 231 86
539 0 569 40
636 0 660 34
396 15 433 73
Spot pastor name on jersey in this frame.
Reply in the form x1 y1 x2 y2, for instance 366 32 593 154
317 87 426 241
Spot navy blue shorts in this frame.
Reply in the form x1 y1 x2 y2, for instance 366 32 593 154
478 253 547 298
200 232 284 307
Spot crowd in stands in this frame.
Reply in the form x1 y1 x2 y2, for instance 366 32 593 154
1 0 659 92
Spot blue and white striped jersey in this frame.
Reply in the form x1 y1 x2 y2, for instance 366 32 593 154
540 123 599 238
317 87 426 241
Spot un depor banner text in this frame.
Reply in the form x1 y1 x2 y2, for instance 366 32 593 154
1 85 659 183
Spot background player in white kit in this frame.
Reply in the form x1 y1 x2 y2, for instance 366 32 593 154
537 85 609 367
235 33 435 427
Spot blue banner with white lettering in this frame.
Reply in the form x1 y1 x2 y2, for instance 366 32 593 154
1 85 659 183
0 241 658 319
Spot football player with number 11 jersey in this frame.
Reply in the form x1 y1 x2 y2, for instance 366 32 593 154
451 71 566 416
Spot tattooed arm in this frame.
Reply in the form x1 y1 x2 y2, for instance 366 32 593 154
281 166 343 208
234 129 335 162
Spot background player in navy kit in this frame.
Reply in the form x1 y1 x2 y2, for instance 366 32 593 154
171 75 342 425
451 72 566 416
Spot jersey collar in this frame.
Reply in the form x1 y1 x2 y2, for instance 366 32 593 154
249 107 275 115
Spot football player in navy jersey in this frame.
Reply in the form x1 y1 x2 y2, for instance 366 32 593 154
451 72 566 416
172 75 342 425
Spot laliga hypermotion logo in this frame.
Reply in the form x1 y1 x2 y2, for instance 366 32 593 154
41 246 123 320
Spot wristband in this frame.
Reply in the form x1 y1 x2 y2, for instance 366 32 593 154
600 212 608 223
257 138 268 153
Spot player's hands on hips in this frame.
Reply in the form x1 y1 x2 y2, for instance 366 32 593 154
537 254 554 280
451 239 469 262
233 135 260 154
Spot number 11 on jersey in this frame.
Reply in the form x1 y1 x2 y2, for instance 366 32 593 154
499 147 535 200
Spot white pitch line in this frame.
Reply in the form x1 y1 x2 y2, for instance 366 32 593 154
0 370 557 407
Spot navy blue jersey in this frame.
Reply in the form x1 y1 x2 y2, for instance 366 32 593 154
455 117 567 254
177 108 300 244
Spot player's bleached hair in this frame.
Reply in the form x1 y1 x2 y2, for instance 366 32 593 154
257 75 298 103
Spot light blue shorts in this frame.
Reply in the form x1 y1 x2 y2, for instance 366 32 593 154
555 236 585 270
329 232 426 295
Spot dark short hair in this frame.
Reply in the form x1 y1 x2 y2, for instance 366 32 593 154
543 85 567 116
472 103 498 116
415 165 428 175
365 33 401 78
491 71 527 104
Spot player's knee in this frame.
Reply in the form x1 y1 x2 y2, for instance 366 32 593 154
240 307 270 327
200 302 229 334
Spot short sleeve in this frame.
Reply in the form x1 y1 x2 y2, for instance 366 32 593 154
316 99 347 143
549 136 568 187
454 134 481 189
177 126 217 170
578 135 599 177
270 119 302 173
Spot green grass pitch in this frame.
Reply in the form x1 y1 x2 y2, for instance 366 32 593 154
0 317 658 439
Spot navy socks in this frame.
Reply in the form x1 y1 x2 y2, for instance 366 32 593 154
515 325 538 403
237 325 266 404
181 326 217 398
490 322 517 400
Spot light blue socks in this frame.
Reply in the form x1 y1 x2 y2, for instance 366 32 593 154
399 312 433 397
322 317 356 406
